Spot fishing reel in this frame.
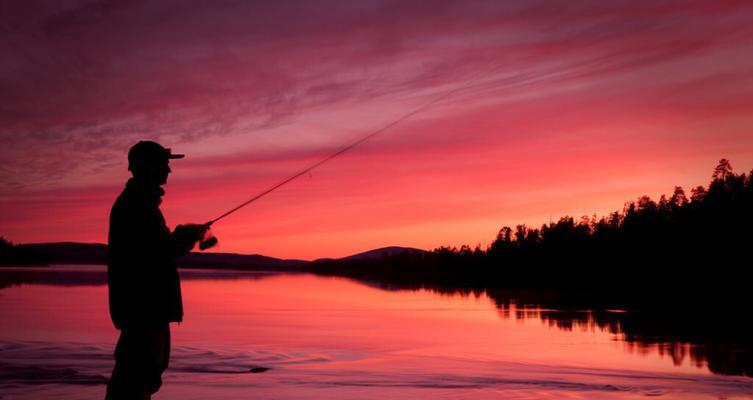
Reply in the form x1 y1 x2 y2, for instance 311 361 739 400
175 223 218 251
199 234 218 251
199 226 218 251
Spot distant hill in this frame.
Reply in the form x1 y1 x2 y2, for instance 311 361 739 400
178 251 307 270
13 242 308 270
340 246 427 261
4 241 426 270
16 242 107 265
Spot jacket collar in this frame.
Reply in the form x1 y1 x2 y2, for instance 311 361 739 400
125 178 165 205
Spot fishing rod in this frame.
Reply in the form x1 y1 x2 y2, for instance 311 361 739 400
198 63 503 249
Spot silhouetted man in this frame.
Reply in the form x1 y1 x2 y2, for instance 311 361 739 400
105 141 208 400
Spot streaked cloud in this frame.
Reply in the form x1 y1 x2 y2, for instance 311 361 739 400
2 1 753 257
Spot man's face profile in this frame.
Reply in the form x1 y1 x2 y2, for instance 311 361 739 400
157 161 171 185
132 159 171 186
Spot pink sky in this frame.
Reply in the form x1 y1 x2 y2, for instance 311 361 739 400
2 1 753 259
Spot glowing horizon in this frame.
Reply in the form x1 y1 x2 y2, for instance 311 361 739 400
2 1 753 259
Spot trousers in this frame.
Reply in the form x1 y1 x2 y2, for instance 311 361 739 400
105 323 171 400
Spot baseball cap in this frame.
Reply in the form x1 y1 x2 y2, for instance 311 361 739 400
128 140 184 170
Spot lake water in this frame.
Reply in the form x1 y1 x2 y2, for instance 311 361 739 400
0 265 751 399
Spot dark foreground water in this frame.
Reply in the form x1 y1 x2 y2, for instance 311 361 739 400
0 265 751 399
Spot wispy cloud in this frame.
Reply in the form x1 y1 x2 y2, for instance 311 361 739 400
2 1 753 257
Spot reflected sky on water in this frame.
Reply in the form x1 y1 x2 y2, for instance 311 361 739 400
1 265 751 400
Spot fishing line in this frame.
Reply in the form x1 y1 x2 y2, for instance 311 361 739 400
204 61 505 228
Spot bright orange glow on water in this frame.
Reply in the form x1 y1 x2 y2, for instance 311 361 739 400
1 267 751 399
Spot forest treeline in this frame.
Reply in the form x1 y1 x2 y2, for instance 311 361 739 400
0 237 38 264
310 159 753 294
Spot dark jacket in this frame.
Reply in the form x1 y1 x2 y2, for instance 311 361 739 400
107 178 192 330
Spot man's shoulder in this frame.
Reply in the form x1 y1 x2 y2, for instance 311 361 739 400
110 185 158 220
111 187 136 214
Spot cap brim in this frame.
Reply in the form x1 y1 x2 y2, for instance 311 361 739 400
168 154 185 159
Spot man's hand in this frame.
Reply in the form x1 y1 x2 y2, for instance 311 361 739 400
173 224 208 248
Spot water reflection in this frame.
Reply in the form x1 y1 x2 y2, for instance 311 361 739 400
347 280 753 378
0 265 283 288
1 266 751 378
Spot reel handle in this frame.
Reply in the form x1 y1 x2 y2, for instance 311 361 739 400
199 236 218 250
198 221 218 250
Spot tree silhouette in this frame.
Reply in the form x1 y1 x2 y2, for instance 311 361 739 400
712 158 733 181
669 186 688 208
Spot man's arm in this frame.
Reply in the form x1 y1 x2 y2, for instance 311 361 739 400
132 206 206 260
169 224 208 258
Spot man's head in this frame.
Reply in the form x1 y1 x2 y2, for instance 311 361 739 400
127 141 184 185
